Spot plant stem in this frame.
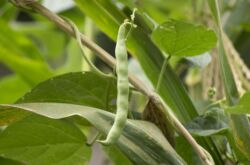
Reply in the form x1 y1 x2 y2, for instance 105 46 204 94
82 17 95 71
10 1 213 164
156 55 171 92
86 131 102 146
66 18 109 77
209 0 250 160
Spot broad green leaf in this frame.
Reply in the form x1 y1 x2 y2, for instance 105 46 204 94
0 72 117 126
225 92 250 114
0 75 30 103
0 108 28 126
0 1 18 22
102 145 133 165
0 103 186 165
176 137 203 165
185 107 228 136
0 157 22 165
151 19 217 57
0 66 178 164
18 72 117 111
0 114 91 165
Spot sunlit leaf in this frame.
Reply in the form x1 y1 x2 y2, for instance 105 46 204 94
151 19 217 57
226 92 250 114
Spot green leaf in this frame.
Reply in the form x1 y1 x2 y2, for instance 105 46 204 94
176 137 203 165
0 103 186 165
0 72 117 126
185 107 228 136
0 72 117 127
151 19 217 57
102 145 133 165
226 92 250 114
0 157 22 165
0 2 18 22
0 114 91 165
18 72 117 111
207 0 219 25
0 65 180 164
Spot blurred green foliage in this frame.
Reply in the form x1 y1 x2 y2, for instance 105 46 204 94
0 0 250 164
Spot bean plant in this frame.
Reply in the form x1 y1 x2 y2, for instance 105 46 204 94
0 0 250 165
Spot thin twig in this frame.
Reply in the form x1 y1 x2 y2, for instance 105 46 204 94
10 1 213 164
156 55 171 92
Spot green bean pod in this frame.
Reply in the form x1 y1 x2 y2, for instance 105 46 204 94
99 22 130 145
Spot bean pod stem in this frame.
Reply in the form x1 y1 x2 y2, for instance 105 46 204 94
66 18 110 77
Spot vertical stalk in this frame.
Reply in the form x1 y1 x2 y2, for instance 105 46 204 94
82 17 95 71
156 55 171 92
209 0 250 160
